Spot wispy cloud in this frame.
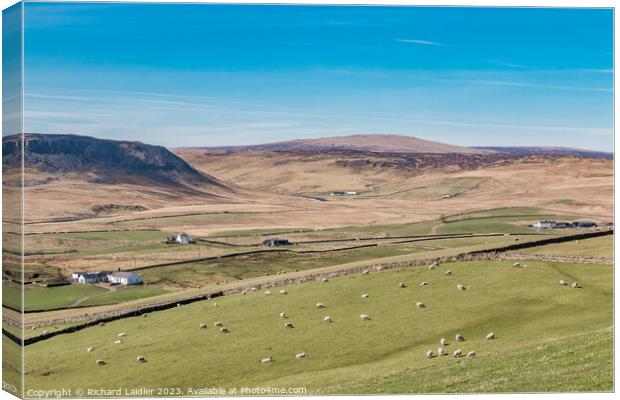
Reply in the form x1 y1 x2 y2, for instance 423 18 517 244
486 59 531 69
394 38 443 46
469 79 612 93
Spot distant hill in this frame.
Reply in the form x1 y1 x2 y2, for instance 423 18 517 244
3 133 227 189
474 146 613 160
193 134 487 154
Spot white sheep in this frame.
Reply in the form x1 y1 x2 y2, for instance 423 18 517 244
361 270 370 275
261 356 272 364
213 302 218 307
467 351 476 358
428 264 437 270
96 359 106 366
512 262 521 268
453 349 462 358
455 334 464 342
114 340 122 345
457 284 466 291
316 303 326 309
42 330 49 334
265 290 272 296
143 314 148 318
560 280 567 286
241 290 247 295
571 282 580 289
280 289 288 295
251 287 258 291
199 323 208 329
280 312 287 319
86 346 94 352
361 293 369 298
323 316 333 323
419 281 429 286
437 347 445 356
360 314 370 321
117 332 126 337
214 321 223 327
444 270 453 276
399 282 407 288
426 350 434 358
137 356 146 363
284 322 294 329
219 327 229 333
322 278 329 282
440 338 448 346
486 332 495 340
416 302 426 309
295 352 307 359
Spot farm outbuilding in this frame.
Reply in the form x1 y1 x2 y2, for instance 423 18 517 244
164 233 195 244
108 271 142 285
262 239 291 247
74 272 109 284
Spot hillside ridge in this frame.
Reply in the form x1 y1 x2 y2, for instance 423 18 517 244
3 133 227 190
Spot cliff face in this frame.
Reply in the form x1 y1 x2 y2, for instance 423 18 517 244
3 133 226 189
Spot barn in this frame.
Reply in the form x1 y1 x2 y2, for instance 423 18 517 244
107 271 142 285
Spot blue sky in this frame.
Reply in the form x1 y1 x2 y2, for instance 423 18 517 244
17 3 614 150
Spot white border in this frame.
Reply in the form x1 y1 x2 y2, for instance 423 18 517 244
0 2 616 400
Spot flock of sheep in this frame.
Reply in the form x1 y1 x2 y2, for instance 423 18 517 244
425 332 495 360
257 260 489 364
88 258 580 368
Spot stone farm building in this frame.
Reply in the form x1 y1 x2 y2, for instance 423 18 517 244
164 232 194 244
330 191 360 196
262 238 292 247
532 220 598 229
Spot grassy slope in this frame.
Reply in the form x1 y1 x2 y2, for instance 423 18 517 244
3 283 167 312
24 260 612 394
79 286 169 307
212 207 576 238
3 283 107 311
517 235 613 258
138 235 535 288
406 177 489 197
2 336 22 396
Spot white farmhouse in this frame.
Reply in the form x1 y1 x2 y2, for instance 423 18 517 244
74 272 108 284
533 220 556 229
176 233 193 244
107 271 142 285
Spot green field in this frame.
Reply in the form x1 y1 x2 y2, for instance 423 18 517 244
3 282 107 311
3 282 168 312
79 286 169 307
138 235 535 288
212 207 579 239
24 230 209 256
3 336 22 397
517 235 613 259
23 259 612 394
407 177 489 197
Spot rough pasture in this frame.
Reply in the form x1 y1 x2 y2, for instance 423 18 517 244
23 260 611 394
